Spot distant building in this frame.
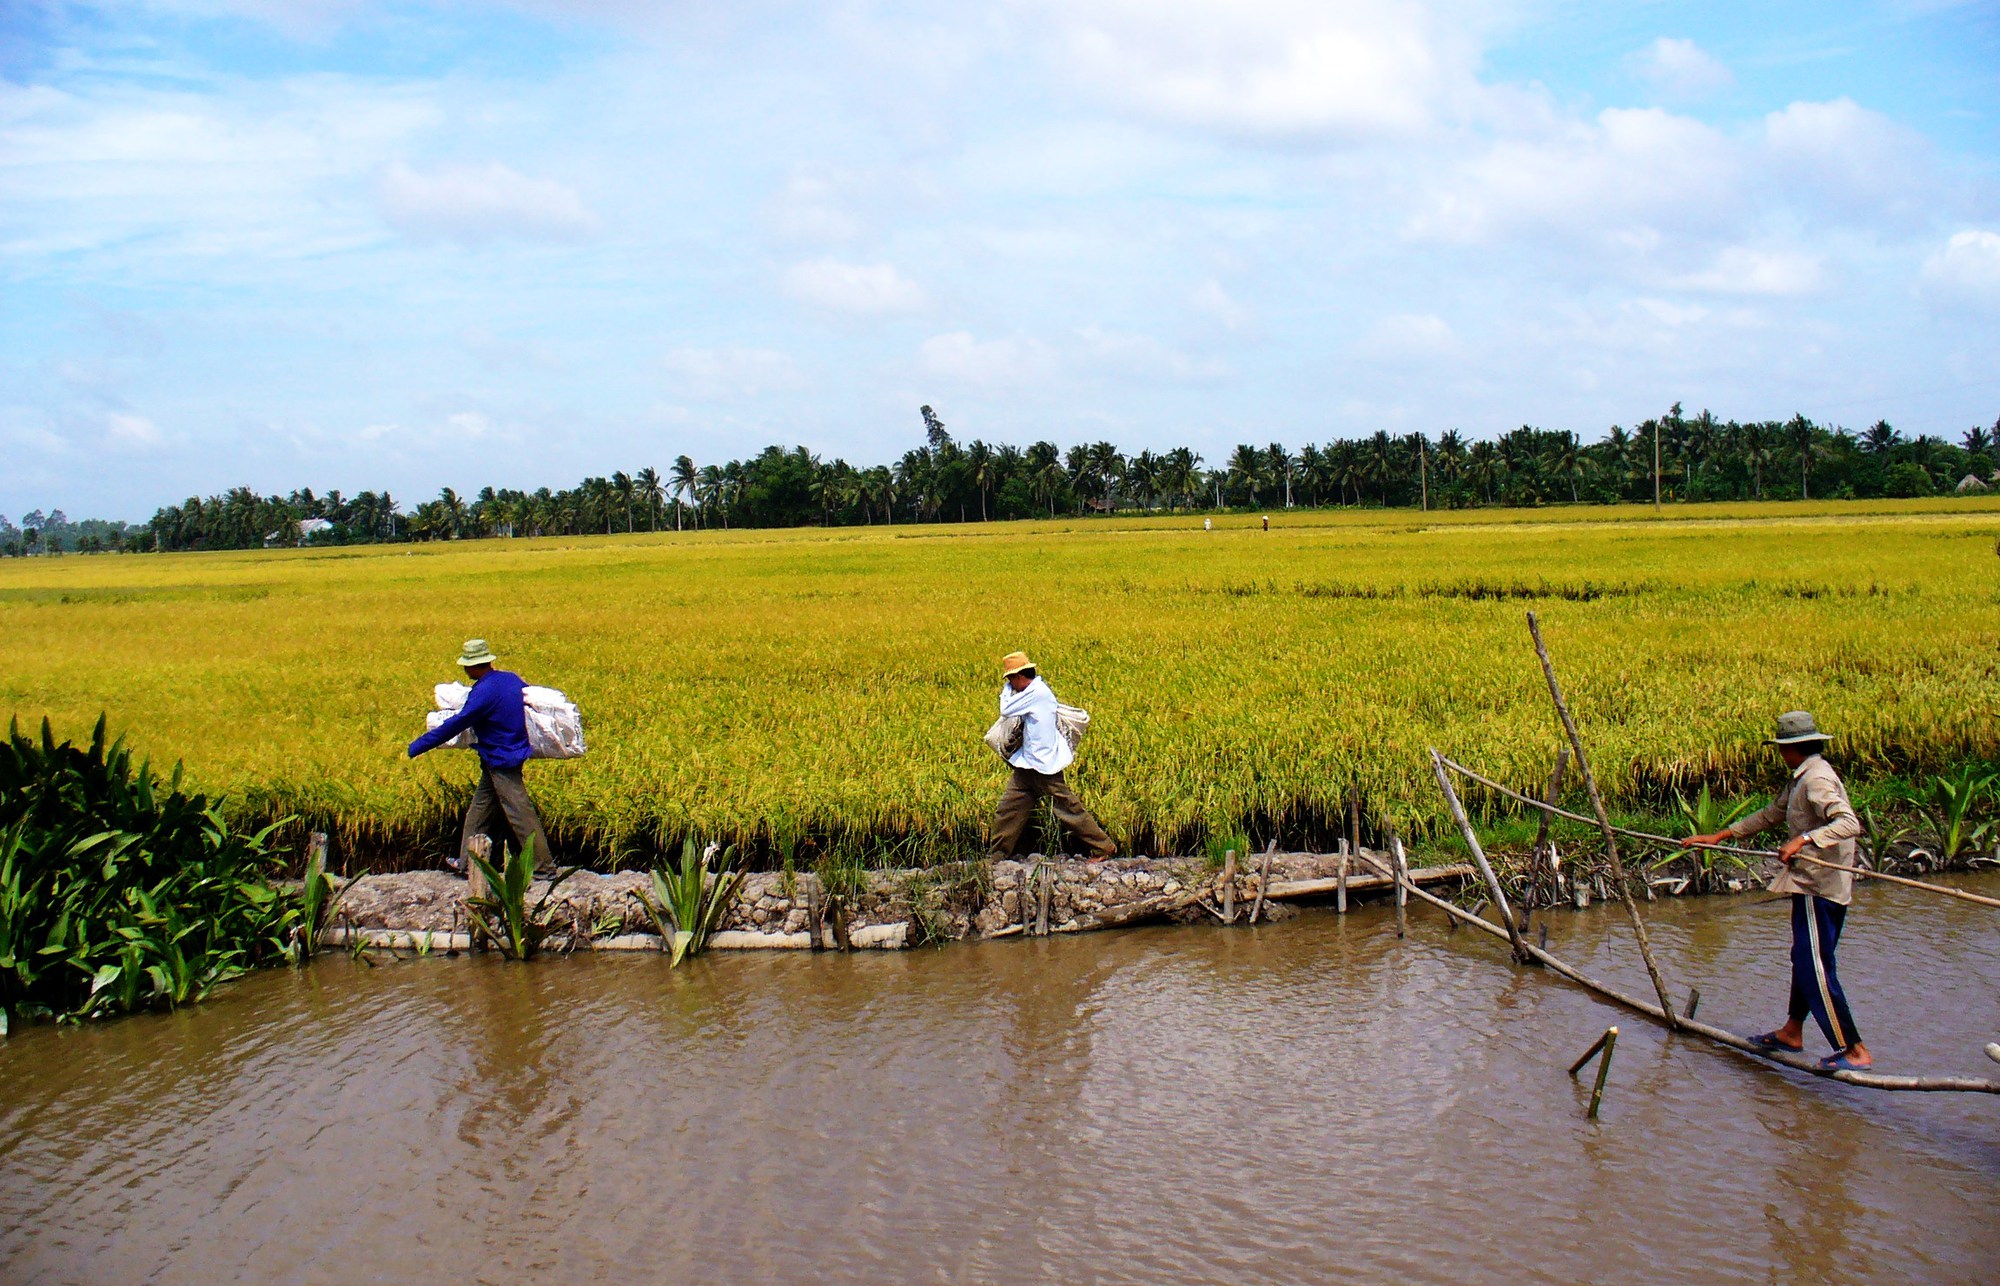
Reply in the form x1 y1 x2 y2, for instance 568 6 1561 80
266 518 334 547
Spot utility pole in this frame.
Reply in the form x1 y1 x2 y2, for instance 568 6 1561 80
1420 438 1429 512
1653 420 1662 511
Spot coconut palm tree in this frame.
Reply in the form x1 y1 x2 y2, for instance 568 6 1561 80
635 467 664 530
670 455 698 530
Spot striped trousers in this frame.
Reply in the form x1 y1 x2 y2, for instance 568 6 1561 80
1789 893 1861 1050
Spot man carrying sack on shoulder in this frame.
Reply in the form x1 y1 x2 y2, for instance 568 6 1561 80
407 638 556 877
987 652 1117 862
1690 710 1871 1071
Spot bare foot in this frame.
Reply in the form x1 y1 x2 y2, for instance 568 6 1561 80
1843 1043 1873 1069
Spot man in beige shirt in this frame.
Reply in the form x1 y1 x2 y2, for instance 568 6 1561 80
1691 710 1872 1071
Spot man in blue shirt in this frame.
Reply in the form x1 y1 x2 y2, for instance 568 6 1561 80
408 638 554 875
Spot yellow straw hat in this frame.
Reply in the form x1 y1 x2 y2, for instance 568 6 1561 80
1000 651 1034 677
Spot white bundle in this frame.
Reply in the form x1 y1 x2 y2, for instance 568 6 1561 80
425 683 588 759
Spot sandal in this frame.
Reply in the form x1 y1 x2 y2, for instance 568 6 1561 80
1818 1051 1868 1073
1750 1030 1803 1052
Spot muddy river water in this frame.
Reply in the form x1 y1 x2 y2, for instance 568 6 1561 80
4 877 1998 1285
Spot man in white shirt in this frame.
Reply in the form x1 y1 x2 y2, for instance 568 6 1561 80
988 651 1116 862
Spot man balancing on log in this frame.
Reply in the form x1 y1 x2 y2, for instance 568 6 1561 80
1690 710 1873 1071
987 652 1117 862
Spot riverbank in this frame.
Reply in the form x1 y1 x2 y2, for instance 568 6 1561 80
321 844 1778 953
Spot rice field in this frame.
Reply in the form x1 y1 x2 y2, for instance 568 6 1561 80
3 499 1998 868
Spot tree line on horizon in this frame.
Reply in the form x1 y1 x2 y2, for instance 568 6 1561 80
9 404 2000 556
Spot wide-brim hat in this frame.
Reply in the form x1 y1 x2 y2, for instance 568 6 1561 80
1001 650 1034 677
1765 710 1826 745
457 638 498 667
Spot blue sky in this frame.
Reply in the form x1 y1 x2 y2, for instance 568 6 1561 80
4 1 1998 520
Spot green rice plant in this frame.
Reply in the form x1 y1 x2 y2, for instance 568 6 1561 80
1205 832 1251 873
1905 764 1996 865
466 836 573 961
632 839 742 966
8 501 2000 868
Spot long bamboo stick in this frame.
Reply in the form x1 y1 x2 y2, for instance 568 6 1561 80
1388 831 1410 939
1250 839 1276 924
1392 871 2000 1094
1526 611 1679 1027
1430 748 1530 964
1440 756 2000 913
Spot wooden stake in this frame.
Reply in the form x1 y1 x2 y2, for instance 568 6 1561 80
1429 749 1531 964
1340 792 1360 914
1219 850 1237 924
1388 829 1410 939
1533 746 1569 895
464 833 492 953
804 874 824 952
830 894 852 951
305 831 328 885
1250 839 1276 924
1567 1026 1614 1076
1685 987 1701 1020
1036 862 1052 937
1526 612 1678 1027
1588 1027 1619 1118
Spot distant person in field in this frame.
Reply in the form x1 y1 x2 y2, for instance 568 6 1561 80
1261 514 1269 531
1203 517 1212 532
1689 710 1870 1071
988 652 1116 862
407 638 555 876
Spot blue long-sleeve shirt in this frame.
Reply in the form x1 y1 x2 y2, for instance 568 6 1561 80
408 670 532 770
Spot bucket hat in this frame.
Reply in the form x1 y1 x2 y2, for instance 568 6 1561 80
1765 710 1826 746
457 638 499 668
1000 651 1034 677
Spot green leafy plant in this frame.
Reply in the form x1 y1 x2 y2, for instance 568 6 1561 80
1907 765 1996 865
0 715 296 1029
633 839 743 966
1860 804 1914 869
466 836 573 960
1205 832 1251 873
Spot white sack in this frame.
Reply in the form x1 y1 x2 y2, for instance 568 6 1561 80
421 682 588 759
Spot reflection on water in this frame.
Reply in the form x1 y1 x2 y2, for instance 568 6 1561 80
3 878 1997 1285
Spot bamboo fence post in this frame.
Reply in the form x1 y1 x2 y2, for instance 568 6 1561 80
1567 1027 1613 1076
1219 850 1238 924
1339 792 1360 914
1036 863 1052 937
805 874 824 952
1388 829 1410 939
1525 611 1678 1027
1250 839 1276 924
1429 749 1531 964
1685 987 1701 1020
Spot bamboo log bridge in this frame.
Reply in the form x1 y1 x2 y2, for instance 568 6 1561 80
1392 871 2000 1094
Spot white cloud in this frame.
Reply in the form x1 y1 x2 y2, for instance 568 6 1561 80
1074 326 1231 381
105 412 164 448
1024 0 1482 141
1190 279 1251 330
919 331 1058 386
1762 98 1932 220
1920 230 2000 311
784 259 928 314
1357 312 1461 360
1409 107 1737 246
662 346 804 399
1631 37 1734 99
377 161 598 244
1671 246 1824 296
763 174 863 243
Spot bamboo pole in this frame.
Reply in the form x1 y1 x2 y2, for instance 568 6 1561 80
830 894 852 951
1567 1027 1614 1076
464 834 492 953
1391 871 2000 1094
1441 755 2000 913
1340 792 1360 914
1429 749 1530 964
1587 1028 1618 1119
1250 839 1276 924
1219 849 1238 924
1526 611 1678 1027
1036 863 1052 937
1533 746 1569 896
1388 831 1410 939
804 874 824 952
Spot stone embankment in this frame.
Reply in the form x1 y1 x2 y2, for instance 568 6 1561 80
327 848 1462 952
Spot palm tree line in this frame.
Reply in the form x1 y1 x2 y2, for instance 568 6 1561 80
118 404 2000 552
